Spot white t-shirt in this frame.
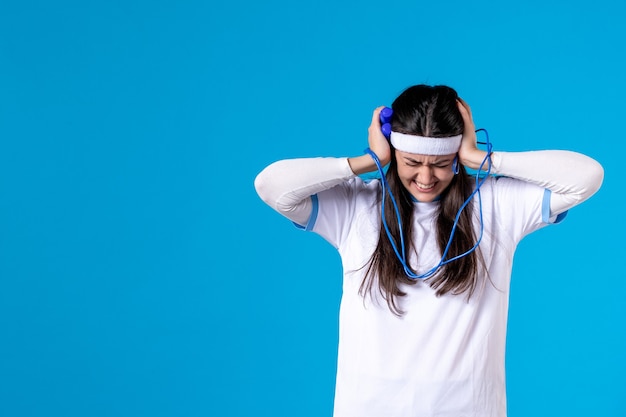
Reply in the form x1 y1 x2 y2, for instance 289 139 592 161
301 175 563 417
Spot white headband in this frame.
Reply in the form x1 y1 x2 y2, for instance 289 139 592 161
390 132 462 155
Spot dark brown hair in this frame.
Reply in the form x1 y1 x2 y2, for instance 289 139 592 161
361 85 482 315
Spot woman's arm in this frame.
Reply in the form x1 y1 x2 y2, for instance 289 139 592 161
457 100 604 216
254 157 355 225
254 107 393 225
490 151 603 215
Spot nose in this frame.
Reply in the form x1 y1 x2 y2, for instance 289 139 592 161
417 165 434 183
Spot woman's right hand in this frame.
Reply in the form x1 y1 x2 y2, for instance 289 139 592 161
348 106 392 175
367 106 392 166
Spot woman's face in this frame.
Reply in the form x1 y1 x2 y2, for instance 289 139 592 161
395 150 457 202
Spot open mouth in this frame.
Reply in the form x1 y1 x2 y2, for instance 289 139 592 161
415 181 436 191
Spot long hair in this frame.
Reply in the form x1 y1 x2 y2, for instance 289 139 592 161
361 85 482 316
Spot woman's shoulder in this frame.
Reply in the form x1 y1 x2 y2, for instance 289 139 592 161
316 175 381 210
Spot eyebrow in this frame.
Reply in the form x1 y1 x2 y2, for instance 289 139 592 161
403 156 453 165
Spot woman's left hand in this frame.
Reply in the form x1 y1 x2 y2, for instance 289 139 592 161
457 98 489 170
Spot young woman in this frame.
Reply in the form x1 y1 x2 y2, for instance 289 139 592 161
254 85 604 417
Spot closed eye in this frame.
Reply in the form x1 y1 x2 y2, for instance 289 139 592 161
402 158 453 168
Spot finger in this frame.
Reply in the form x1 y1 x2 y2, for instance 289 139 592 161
372 106 385 119
456 100 473 124
456 98 470 114
371 106 386 126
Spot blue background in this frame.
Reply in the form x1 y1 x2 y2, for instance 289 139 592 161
1 0 624 416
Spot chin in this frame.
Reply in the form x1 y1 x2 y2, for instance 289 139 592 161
412 193 440 203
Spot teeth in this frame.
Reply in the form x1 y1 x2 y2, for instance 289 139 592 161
416 181 435 190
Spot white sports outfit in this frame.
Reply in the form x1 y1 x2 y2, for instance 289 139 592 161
254 151 603 417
